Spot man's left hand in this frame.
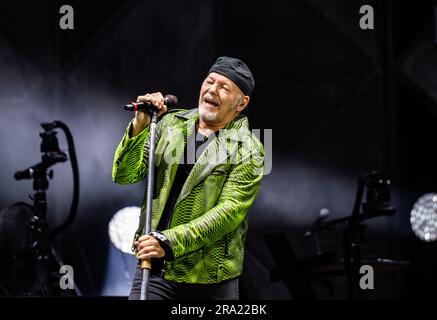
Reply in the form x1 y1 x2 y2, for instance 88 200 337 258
134 234 165 259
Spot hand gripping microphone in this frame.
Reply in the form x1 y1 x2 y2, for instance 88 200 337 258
124 94 178 112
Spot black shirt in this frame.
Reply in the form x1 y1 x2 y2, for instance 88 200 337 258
156 126 215 231
152 124 216 274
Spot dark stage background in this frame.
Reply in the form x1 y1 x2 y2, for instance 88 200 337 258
1 0 437 299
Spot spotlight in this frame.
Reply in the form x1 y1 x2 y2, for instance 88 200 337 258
410 193 437 242
108 206 140 254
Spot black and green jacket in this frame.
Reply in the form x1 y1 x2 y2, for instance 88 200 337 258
112 108 264 283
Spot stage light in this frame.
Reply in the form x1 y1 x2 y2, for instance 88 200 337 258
410 193 437 242
108 206 140 254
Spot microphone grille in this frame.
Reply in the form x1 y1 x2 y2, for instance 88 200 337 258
164 94 178 108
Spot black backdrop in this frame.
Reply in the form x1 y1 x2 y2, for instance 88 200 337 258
1 0 437 299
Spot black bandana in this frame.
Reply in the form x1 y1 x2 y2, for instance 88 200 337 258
208 56 255 96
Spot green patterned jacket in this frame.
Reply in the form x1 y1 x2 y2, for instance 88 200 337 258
112 108 264 283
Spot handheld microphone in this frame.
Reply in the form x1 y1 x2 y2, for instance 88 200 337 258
124 94 178 111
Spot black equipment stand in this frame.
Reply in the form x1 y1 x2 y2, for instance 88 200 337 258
13 121 81 295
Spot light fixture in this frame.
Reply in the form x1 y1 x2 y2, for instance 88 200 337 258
410 193 437 242
108 206 140 254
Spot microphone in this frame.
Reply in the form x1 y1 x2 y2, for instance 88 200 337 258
124 94 178 112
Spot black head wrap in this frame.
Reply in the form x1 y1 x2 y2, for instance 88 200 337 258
208 56 255 96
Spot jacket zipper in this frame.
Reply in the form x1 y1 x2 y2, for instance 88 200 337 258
224 234 229 257
160 261 166 278
161 209 175 278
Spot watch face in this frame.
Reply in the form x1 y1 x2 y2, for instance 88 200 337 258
153 232 166 241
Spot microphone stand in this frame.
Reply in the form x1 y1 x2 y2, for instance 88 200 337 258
140 110 158 300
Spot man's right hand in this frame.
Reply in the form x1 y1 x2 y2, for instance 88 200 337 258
131 92 168 137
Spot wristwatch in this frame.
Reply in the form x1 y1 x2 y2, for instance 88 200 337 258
149 231 174 261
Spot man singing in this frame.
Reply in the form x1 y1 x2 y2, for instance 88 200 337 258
112 56 264 300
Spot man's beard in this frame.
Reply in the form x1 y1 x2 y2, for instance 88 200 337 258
198 95 241 123
199 106 218 122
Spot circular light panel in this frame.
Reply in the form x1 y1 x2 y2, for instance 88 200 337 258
108 206 140 254
411 193 437 242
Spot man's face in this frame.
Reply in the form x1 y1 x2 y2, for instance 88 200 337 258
198 72 247 127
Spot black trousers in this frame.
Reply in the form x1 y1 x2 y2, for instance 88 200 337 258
128 265 239 300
